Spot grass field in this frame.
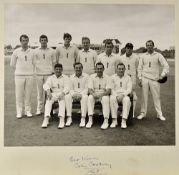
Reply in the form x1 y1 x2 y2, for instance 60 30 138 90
4 56 175 146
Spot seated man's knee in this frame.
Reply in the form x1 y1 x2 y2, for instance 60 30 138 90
123 96 130 103
102 96 109 103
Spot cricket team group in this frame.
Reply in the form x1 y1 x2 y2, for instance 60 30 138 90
10 33 170 130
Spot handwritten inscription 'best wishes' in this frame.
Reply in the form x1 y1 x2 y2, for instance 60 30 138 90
69 155 112 175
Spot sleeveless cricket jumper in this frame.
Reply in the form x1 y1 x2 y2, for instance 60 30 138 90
34 47 56 113
10 47 35 115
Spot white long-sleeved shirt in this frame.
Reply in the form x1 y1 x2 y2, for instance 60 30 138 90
96 52 120 76
88 73 111 93
56 45 79 73
138 51 169 81
77 49 97 74
10 47 35 76
34 47 56 75
69 73 89 96
110 74 132 96
120 53 139 76
43 74 69 94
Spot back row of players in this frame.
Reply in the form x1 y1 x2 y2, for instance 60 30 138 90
10 33 169 129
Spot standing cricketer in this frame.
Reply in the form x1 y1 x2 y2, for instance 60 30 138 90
120 43 139 118
77 37 97 75
34 35 56 115
137 40 169 121
56 33 79 75
96 39 121 76
10 34 35 118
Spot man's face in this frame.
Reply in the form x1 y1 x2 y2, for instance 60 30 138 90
74 64 83 76
105 43 113 54
96 64 104 76
116 65 125 77
20 37 29 48
146 41 154 52
125 47 133 56
64 37 71 45
54 66 63 77
82 39 90 50
40 37 48 47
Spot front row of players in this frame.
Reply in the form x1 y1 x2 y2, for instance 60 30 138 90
42 62 132 129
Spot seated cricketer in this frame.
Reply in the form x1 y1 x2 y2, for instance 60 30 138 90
87 62 111 130
41 63 69 129
110 62 132 129
65 62 89 127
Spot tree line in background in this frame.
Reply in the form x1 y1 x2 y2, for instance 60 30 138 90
4 43 175 59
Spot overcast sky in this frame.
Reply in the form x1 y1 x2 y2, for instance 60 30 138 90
4 4 174 50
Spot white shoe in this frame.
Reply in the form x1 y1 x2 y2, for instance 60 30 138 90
121 119 127 129
157 115 166 121
36 111 42 116
66 117 72 126
86 121 93 128
110 119 118 128
26 112 33 118
101 120 109 130
41 117 49 128
16 114 22 119
79 118 86 128
86 116 93 128
137 113 145 120
58 118 65 129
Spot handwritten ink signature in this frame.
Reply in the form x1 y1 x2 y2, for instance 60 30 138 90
69 155 112 175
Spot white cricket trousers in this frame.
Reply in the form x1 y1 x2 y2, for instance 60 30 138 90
36 75 49 113
88 95 110 119
15 75 34 115
140 77 163 117
44 93 65 118
110 95 131 119
65 94 88 117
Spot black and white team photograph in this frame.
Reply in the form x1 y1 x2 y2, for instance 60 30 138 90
4 4 175 146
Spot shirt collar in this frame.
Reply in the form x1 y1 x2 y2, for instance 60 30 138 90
74 73 84 78
63 45 72 49
104 52 114 57
95 74 104 78
21 47 30 52
82 49 90 52
146 51 157 55
39 46 50 50
53 74 64 79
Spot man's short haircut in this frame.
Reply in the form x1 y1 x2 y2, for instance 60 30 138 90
104 39 114 47
74 62 83 69
82 37 90 43
20 34 29 42
146 40 155 47
39 34 48 42
54 63 63 69
96 62 104 69
125 43 134 49
117 62 126 69
63 33 72 40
